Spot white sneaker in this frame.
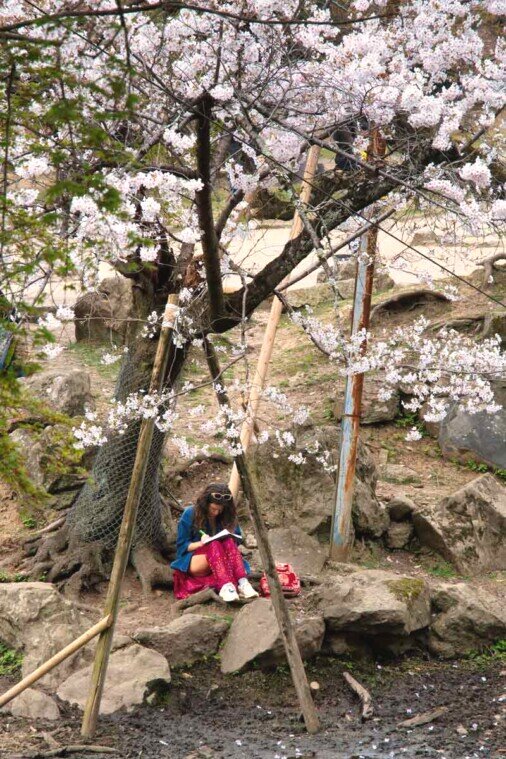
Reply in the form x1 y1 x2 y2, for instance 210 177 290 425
219 582 240 603
238 578 259 600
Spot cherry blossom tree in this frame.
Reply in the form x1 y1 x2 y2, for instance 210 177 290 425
1 0 504 590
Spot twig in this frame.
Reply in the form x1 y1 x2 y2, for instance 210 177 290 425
26 746 119 758
343 671 374 720
397 706 448 728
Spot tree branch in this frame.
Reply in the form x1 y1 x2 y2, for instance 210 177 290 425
195 93 225 325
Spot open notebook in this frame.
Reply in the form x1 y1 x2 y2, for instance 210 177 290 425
201 529 243 544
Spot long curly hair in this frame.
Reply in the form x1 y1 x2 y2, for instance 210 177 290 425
193 482 237 532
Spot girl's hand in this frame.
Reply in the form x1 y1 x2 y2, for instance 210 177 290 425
188 540 204 551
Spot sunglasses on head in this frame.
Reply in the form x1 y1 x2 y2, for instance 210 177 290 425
209 491 232 503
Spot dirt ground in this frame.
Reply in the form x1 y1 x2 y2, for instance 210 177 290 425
1 656 505 759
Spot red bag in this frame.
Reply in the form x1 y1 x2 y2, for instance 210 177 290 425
259 562 301 598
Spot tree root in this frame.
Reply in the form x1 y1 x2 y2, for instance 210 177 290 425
23 525 109 597
131 542 173 595
477 252 506 287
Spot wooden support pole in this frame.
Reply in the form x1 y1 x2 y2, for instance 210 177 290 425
329 129 386 561
229 144 321 499
204 339 320 734
81 294 180 739
0 615 111 709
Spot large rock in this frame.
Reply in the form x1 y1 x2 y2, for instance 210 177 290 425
9 424 87 492
74 276 134 344
0 583 92 688
412 475 506 573
57 644 170 713
387 496 416 521
352 480 389 538
287 284 333 308
428 583 506 658
2 688 60 720
267 526 326 576
249 426 379 535
9 428 45 488
220 598 324 673
333 373 400 424
439 394 506 470
134 615 229 667
314 570 431 636
22 369 94 416
385 521 413 549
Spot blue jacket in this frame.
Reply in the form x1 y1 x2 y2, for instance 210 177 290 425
170 505 251 574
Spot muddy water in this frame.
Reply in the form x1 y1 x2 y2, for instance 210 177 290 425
100 659 504 759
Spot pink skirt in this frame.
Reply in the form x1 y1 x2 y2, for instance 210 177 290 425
172 545 218 600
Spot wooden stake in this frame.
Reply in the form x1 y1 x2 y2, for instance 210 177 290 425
0 615 111 709
204 339 320 734
81 294 179 739
228 144 321 499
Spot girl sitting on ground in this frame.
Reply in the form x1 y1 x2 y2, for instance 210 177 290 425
171 482 258 603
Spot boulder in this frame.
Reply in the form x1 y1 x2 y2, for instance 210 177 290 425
412 475 506 573
352 480 389 538
249 426 379 536
428 583 506 658
74 276 134 344
134 615 229 667
387 496 416 521
2 688 60 721
379 463 421 485
333 373 400 424
385 521 414 549
314 570 431 636
220 598 324 673
286 284 333 309
336 273 394 300
0 582 92 688
57 644 170 713
439 392 506 470
22 369 94 416
9 428 45 488
9 424 87 493
267 526 326 576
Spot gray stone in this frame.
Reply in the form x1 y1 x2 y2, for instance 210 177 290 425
412 474 506 573
22 369 94 416
333 373 400 424
336 278 356 300
0 583 93 689
287 284 333 308
2 688 59 721
411 229 440 246
220 598 324 673
439 394 506 470
387 496 416 521
9 428 45 488
428 583 506 658
314 569 431 636
74 276 134 344
9 424 87 492
352 480 389 538
380 463 421 485
267 526 326 576
134 615 229 667
57 644 170 713
249 426 379 536
385 521 414 549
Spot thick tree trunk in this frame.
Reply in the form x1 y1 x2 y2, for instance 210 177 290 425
28 334 187 594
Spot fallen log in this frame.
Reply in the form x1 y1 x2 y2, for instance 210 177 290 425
25 746 119 758
175 587 225 610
